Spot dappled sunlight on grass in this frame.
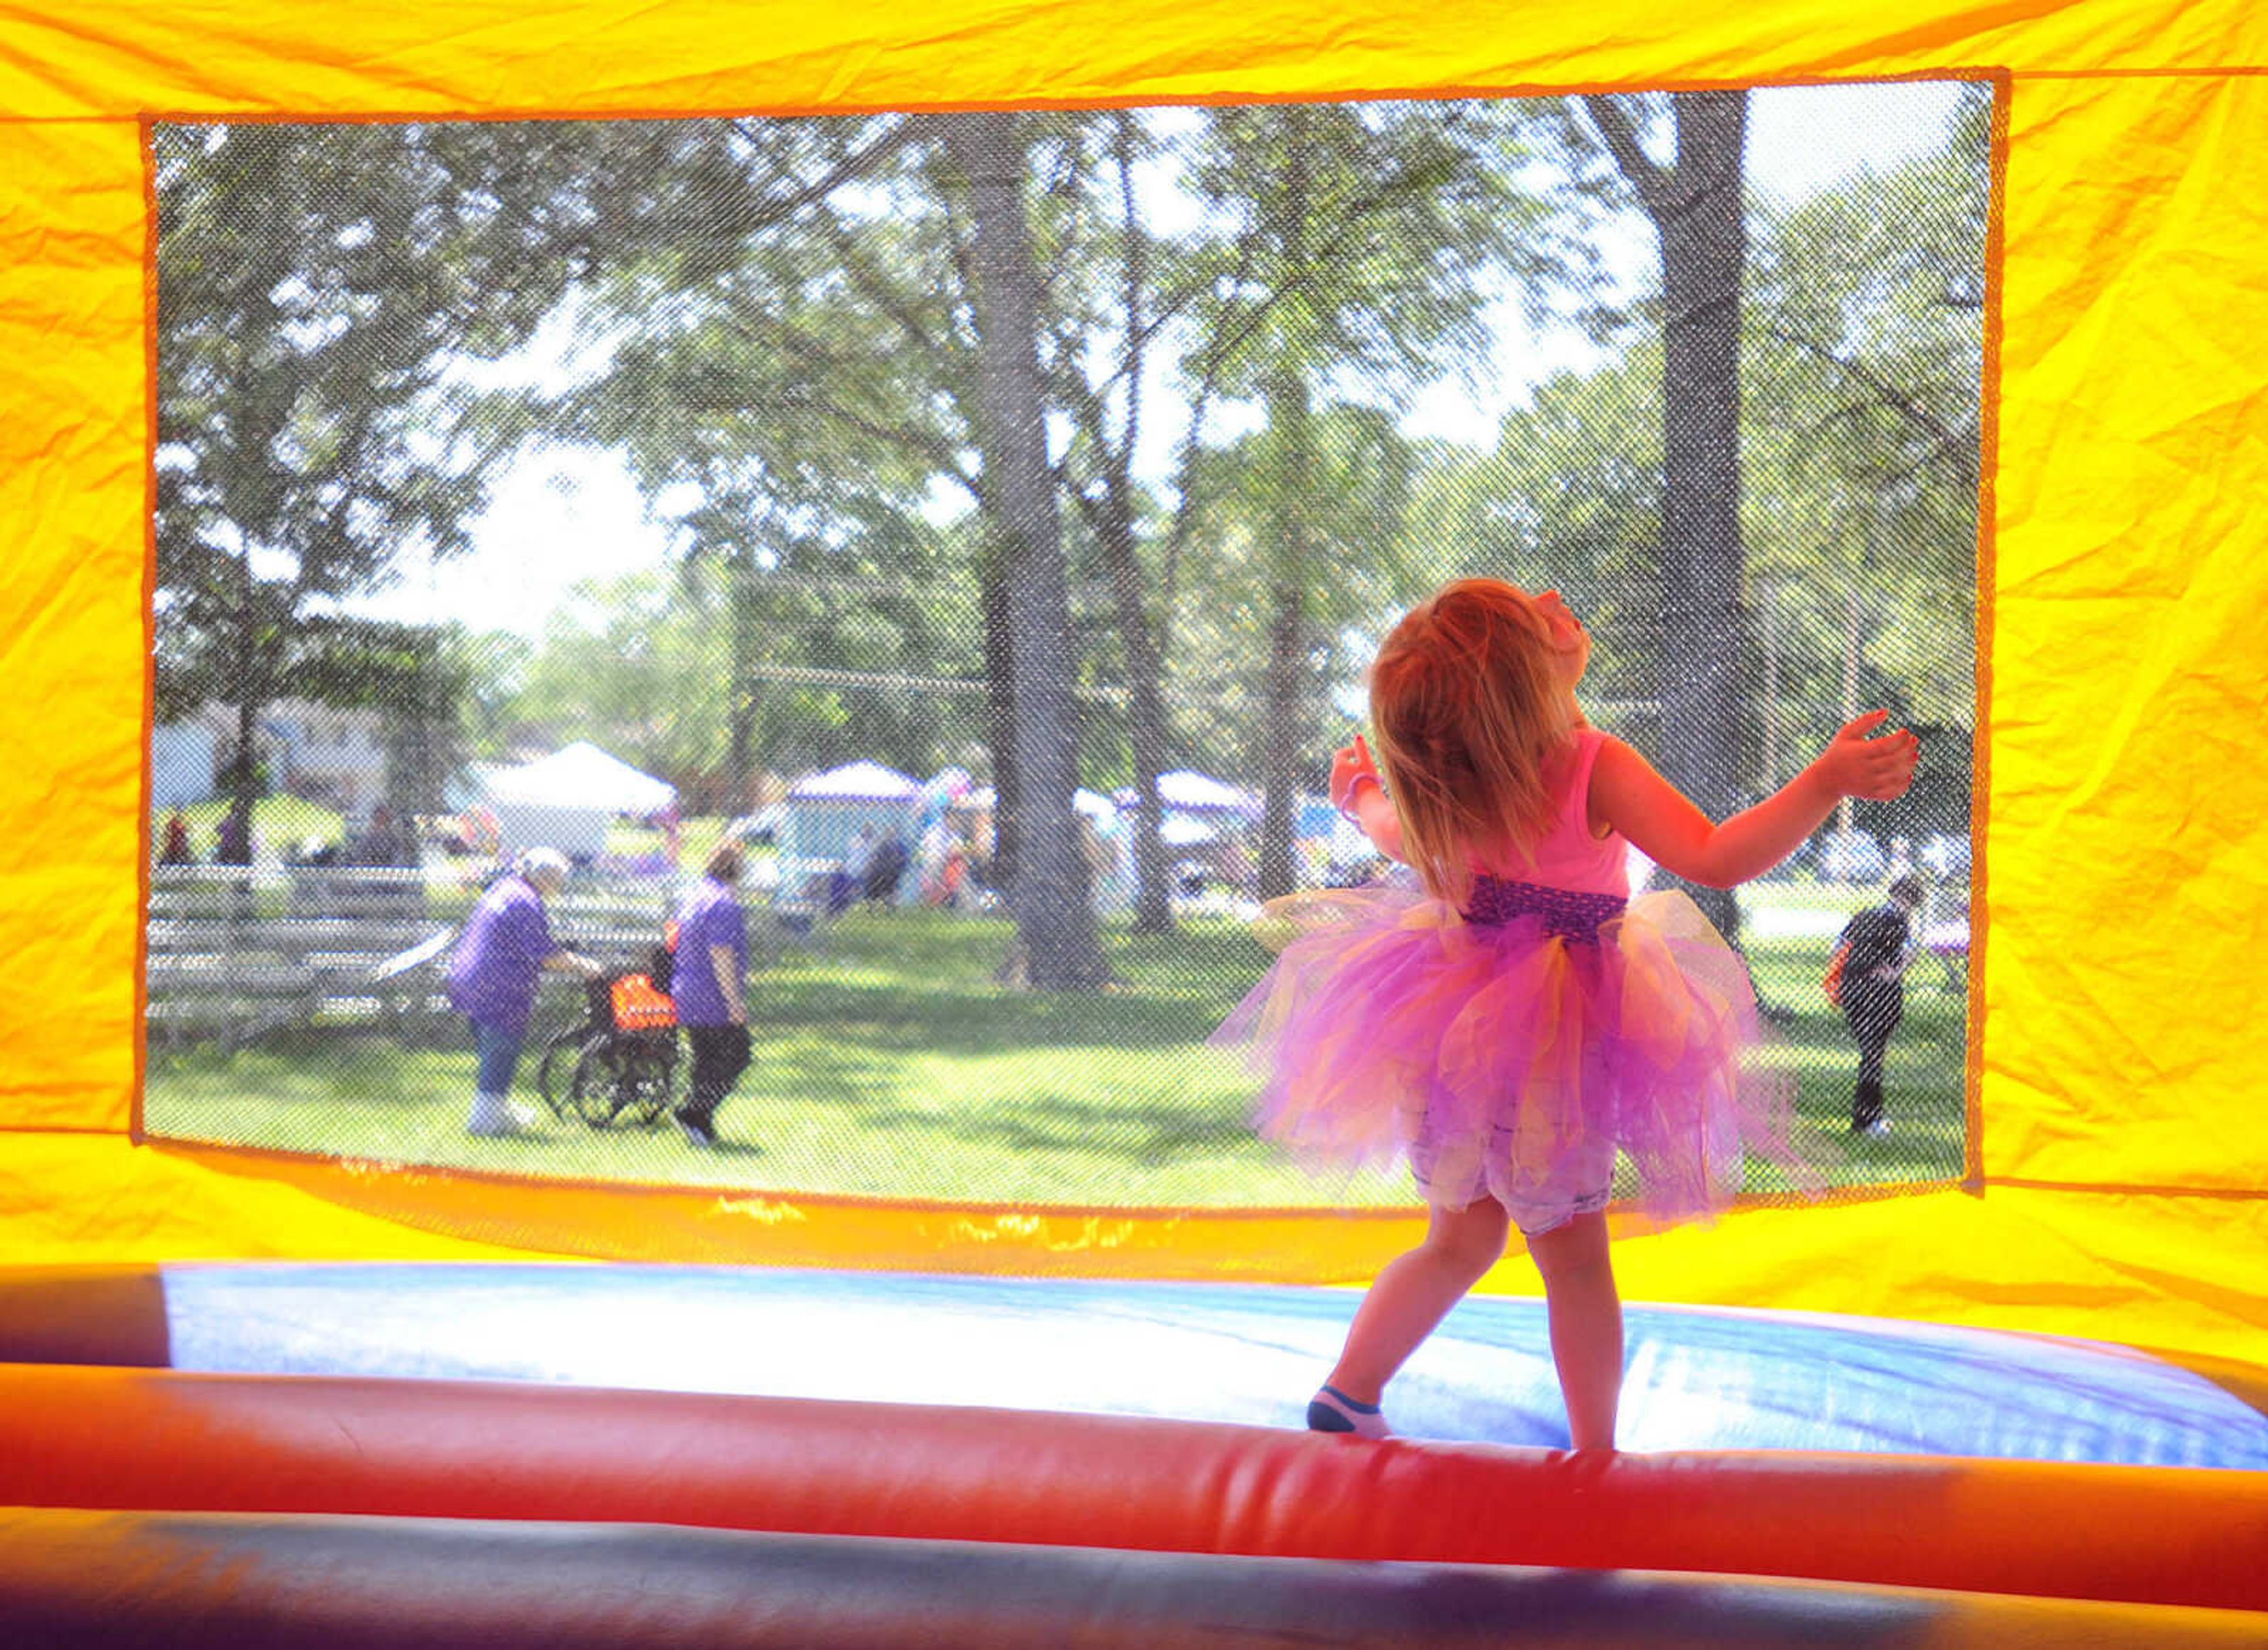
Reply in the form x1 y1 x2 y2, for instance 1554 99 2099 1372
146 903 1965 1204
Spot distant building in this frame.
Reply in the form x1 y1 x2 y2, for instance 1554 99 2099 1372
177 700 389 815
149 722 217 810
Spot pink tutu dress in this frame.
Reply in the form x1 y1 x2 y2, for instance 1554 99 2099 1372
1211 731 1803 1235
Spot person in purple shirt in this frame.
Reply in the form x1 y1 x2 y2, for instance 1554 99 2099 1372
671 840 751 1147
446 847 602 1137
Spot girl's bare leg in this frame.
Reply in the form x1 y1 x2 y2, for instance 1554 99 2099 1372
1526 1209 1622 1452
1325 1198 1510 1404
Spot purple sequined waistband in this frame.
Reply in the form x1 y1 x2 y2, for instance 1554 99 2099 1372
1462 877 1627 941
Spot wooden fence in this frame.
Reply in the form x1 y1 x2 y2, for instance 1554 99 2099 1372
145 866 677 1049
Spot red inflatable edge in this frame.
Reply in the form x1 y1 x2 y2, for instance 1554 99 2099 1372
2 1364 2264 1613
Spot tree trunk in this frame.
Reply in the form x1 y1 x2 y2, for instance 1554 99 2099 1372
1096 485 1175 932
1257 365 1315 902
221 547 260 868
1126 647 1174 934
1256 559 1306 902
223 695 259 867
977 531 1021 896
1657 92 1752 940
1256 120 1316 905
1100 112 1176 934
1758 574 1779 791
727 549 761 811
1588 89 1753 940
944 112 1109 988
1839 576 1863 850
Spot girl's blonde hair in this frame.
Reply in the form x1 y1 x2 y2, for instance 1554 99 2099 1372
1368 578 1578 904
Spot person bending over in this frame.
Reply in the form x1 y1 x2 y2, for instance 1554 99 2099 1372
447 847 602 1138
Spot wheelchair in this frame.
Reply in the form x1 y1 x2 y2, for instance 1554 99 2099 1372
536 964 680 1130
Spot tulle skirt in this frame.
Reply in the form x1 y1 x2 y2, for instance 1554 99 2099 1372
1210 875 1810 1235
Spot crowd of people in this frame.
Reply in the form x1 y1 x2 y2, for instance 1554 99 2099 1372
155 803 422 869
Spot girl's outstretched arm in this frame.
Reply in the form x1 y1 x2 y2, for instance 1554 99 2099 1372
1331 736 1406 862
1589 710 1918 889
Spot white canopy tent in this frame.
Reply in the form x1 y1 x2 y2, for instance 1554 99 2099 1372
483 742 677 860
1114 769 1257 816
788 761 922 803
1160 769 1253 812
487 742 679 813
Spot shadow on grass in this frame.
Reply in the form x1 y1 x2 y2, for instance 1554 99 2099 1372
744 990 1239 1055
852 1091 1262 1165
143 907 1970 1198
689 1140 767 1160
744 917 1267 1056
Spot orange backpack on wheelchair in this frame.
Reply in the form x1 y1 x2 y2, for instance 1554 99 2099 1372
608 972 676 1032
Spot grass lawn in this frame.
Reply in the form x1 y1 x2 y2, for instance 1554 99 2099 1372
1739 875 1883 912
604 817 733 869
145 903 1967 1207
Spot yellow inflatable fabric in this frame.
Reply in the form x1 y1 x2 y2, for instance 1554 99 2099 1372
0 3 2261 1381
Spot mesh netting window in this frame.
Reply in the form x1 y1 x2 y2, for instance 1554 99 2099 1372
145 83 1989 1207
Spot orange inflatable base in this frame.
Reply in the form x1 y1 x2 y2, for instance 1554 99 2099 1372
6 1506 2266 1649
4 1363 2264 1616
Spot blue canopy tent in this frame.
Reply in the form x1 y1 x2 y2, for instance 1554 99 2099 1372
777 762 922 912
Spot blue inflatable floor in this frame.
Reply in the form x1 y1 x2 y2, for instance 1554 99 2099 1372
155 1263 2268 1469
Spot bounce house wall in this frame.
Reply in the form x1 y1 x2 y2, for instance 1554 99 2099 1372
1985 69 2268 1198
1 3 2263 1370
0 1 2260 116
0 116 144 1139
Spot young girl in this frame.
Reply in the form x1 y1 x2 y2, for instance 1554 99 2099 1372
1212 578 1918 1451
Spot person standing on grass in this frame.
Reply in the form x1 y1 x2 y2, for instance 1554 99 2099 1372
1837 873 1924 1137
1211 578 1917 1452
447 847 602 1138
159 810 194 865
671 840 751 1149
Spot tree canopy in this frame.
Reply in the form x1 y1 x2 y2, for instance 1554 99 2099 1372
154 84 1988 934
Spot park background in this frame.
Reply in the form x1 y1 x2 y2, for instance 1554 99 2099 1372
141 84 1983 1205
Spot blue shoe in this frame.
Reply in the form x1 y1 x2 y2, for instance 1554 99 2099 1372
1306 1385 1391 1439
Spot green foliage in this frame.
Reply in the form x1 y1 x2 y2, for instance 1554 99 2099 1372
160 89 1990 879
503 568 726 776
1400 350 1669 732
153 122 618 827
1743 81 1991 771
495 551 985 787
1376 92 1987 821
